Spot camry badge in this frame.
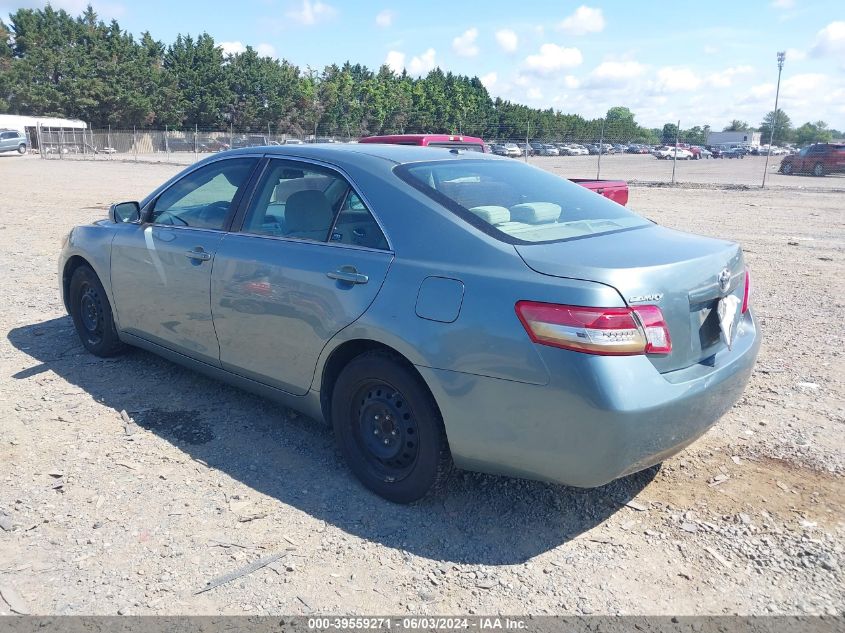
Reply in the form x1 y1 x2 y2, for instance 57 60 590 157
717 268 732 294
628 293 663 303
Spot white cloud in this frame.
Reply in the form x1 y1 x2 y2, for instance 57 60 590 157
784 47 807 62
480 72 497 89
385 50 405 73
703 45 719 55
495 29 518 53
256 43 277 58
811 21 845 57
557 5 605 35
654 66 702 92
219 41 247 56
408 48 437 76
286 0 336 26
386 48 437 77
219 41 276 58
587 60 647 87
527 87 543 100
706 65 753 88
375 9 394 28
452 27 479 57
782 73 827 97
564 75 581 89
523 44 583 75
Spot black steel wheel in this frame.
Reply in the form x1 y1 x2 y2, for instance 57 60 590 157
69 265 125 357
17 143 27 155
332 351 452 503
782 162 793 175
813 162 825 177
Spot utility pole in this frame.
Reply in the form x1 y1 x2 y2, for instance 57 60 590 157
762 51 786 188
525 120 529 163
596 117 606 180
671 119 680 184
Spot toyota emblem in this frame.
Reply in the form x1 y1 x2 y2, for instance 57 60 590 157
717 268 732 294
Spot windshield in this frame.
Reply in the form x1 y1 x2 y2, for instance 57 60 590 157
395 159 650 244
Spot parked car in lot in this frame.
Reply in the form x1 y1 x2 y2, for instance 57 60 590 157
723 147 747 159
60 144 758 502
0 129 28 154
653 146 693 160
502 142 522 157
360 134 486 153
779 143 845 177
696 147 712 159
489 144 509 156
537 144 560 156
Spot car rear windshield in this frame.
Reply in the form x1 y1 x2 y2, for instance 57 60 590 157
395 159 649 244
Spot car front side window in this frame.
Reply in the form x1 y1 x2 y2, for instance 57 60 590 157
150 158 258 230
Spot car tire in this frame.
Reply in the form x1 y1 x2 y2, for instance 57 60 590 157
331 350 453 503
782 163 793 175
17 143 27 155
812 162 824 177
69 265 125 357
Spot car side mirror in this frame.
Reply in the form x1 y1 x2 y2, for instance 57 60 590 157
110 201 140 223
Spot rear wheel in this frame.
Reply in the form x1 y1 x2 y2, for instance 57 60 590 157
331 351 452 503
17 143 26 155
782 162 793 174
812 162 825 177
69 265 125 357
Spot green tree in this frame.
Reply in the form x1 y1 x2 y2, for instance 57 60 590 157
661 122 679 144
794 120 832 145
723 120 749 132
759 109 792 145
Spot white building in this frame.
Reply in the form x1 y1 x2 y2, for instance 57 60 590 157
0 114 88 151
706 130 762 148
0 114 87 133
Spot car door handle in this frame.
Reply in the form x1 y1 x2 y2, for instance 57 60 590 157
185 248 211 261
327 266 368 285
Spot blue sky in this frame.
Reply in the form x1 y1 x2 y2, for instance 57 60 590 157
4 0 845 130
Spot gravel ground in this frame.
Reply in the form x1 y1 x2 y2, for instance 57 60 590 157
0 155 843 617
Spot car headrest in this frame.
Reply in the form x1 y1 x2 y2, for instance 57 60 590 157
509 202 561 224
284 190 333 236
468 205 511 225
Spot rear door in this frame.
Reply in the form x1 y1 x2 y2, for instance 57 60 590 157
211 158 393 395
110 157 259 364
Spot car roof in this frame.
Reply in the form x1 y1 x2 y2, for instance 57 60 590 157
219 143 502 166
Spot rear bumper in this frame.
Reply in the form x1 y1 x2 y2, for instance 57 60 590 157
419 310 760 488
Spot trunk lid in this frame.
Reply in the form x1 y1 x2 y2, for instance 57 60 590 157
515 224 746 373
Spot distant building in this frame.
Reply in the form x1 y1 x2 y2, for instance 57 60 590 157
0 114 87 149
706 130 762 147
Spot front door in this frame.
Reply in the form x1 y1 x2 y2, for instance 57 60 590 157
211 158 393 395
110 157 259 364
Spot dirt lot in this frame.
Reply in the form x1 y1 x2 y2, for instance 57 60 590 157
0 155 843 616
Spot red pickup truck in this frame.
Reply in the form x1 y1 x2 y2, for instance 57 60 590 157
358 134 629 205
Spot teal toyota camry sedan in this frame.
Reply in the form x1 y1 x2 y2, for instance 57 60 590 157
59 144 759 503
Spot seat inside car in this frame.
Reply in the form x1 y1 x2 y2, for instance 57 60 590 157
284 190 334 241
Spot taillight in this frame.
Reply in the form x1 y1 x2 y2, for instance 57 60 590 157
515 301 672 356
741 268 751 314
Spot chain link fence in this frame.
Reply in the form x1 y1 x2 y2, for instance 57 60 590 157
32 124 834 189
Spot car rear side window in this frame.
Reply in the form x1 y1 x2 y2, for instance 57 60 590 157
395 159 649 244
241 159 388 249
151 158 257 230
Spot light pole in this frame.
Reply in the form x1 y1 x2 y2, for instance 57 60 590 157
762 51 785 188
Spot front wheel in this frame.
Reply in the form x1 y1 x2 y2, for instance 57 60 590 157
813 162 825 177
17 143 27 155
69 265 125 357
332 351 452 503
782 162 793 174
